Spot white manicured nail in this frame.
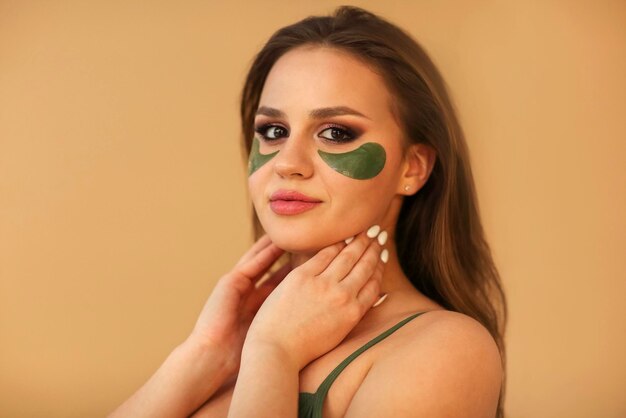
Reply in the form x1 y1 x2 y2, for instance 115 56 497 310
380 249 389 263
344 236 354 244
366 225 381 238
372 293 388 308
377 230 388 245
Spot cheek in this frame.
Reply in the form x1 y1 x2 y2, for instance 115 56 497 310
322 144 398 220
247 171 267 212
326 168 392 221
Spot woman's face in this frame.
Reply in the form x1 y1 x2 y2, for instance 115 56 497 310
248 45 410 254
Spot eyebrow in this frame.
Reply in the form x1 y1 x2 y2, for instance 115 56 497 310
255 105 371 120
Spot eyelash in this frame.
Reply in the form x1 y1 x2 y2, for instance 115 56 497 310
253 123 358 144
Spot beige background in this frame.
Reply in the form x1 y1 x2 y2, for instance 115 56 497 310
1 1 624 417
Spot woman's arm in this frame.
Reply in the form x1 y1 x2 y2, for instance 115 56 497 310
227 341 299 418
107 337 234 418
108 235 290 417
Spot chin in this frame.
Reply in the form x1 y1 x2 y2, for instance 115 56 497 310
257 206 364 252
264 227 337 254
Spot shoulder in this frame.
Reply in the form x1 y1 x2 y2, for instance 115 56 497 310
403 309 502 360
344 309 503 418
389 310 503 388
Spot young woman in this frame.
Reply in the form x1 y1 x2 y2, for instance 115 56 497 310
109 5 507 418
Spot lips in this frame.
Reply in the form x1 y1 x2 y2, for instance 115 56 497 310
269 189 322 215
269 189 322 203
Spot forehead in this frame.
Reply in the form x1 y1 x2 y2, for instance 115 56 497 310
259 46 393 120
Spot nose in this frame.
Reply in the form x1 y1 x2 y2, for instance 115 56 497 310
272 133 314 179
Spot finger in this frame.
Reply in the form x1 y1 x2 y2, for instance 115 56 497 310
356 267 384 311
299 241 345 276
338 236 384 294
254 259 292 289
244 261 293 315
374 255 385 283
235 234 273 267
319 225 381 283
236 242 285 283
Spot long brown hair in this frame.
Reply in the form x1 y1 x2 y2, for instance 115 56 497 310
238 5 508 416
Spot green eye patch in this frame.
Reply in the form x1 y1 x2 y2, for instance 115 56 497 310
248 137 386 180
317 142 386 179
248 136 279 176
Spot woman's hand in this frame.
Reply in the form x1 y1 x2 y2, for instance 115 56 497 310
107 235 290 418
243 225 388 371
186 234 292 377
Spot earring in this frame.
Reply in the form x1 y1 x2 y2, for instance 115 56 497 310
404 185 410 191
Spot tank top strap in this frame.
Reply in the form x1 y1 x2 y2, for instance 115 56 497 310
316 310 428 398
298 310 431 417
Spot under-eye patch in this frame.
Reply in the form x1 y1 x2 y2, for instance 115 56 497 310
248 136 279 176
317 142 386 179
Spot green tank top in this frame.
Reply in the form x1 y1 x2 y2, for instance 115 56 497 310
298 311 428 418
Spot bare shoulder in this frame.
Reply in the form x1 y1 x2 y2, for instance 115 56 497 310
344 309 503 418
405 309 502 362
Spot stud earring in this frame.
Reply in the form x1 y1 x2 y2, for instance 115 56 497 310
404 185 410 191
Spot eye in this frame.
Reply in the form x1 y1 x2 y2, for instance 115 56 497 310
254 124 288 142
318 124 357 143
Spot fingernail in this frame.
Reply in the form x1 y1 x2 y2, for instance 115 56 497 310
372 293 388 308
380 248 389 263
377 230 388 245
344 236 354 244
366 225 381 238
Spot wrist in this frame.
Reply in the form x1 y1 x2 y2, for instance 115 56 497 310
242 337 300 372
229 338 300 417
154 337 234 413
178 336 236 379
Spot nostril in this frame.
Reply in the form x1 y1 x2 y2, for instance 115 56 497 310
273 152 313 178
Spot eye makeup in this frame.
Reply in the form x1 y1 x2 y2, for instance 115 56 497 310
318 124 357 143
253 124 289 141
248 136 279 176
253 123 359 144
318 142 386 179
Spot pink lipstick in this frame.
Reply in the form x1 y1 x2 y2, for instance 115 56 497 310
269 189 322 215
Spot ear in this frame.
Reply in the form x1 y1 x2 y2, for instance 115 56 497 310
398 143 436 195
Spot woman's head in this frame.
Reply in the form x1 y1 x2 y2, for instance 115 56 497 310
239 5 507 416
247 44 435 254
